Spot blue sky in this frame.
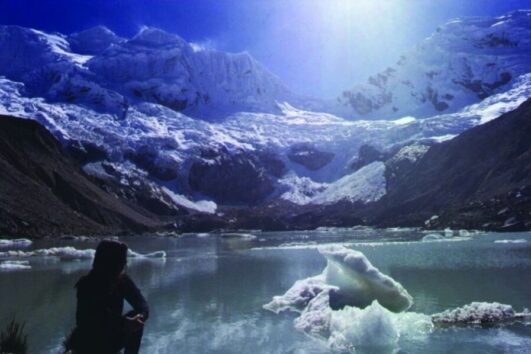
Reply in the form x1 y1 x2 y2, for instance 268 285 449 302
1 0 530 98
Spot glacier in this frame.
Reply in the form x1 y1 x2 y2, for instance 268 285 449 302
1 71 528 208
0 11 530 210
338 10 531 119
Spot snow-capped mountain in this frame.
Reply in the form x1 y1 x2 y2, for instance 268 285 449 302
338 10 531 119
1 68 529 210
86 27 303 117
0 11 530 220
0 25 300 119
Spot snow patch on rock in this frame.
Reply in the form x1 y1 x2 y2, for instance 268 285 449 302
311 162 387 204
162 187 217 214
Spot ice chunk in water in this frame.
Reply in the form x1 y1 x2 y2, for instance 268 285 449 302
264 246 422 351
264 246 412 314
263 275 335 314
1 246 165 260
328 301 432 352
0 238 32 248
0 260 31 270
432 302 527 324
321 246 413 312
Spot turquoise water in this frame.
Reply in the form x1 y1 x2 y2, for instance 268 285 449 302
0 228 530 353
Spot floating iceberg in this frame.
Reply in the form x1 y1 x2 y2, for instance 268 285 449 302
265 246 431 352
321 246 413 312
422 233 444 241
220 233 257 240
326 300 431 352
263 274 336 314
432 302 530 325
128 249 167 259
494 239 527 244
0 246 166 260
0 246 95 259
264 246 412 314
0 260 31 271
0 238 32 248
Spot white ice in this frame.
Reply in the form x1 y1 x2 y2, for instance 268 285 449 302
265 246 433 352
494 239 527 244
0 246 166 260
0 260 31 271
162 187 217 214
432 302 530 324
0 238 32 248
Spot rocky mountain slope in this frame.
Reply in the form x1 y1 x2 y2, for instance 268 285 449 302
338 10 531 119
371 98 531 230
0 115 178 237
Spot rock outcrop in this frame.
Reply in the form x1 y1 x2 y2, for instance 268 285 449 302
372 98 531 230
0 115 174 237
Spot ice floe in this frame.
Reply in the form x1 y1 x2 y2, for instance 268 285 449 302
0 260 31 271
326 301 431 352
494 239 527 244
0 246 166 260
263 245 413 315
432 302 530 325
264 244 530 352
264 246 432 351
219 233 257 240
0 238 32 248
421 233 444 241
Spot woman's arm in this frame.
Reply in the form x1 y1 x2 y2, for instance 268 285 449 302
123 275 149 320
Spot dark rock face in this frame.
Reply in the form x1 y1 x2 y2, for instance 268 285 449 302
372 98 531 230
125 145 180 181
384 143 431 192
0 115 169 237
352 144 387 170
258 151 286 178
177 200 365 232
288 144 334 171
188 148 275 205
95 162 184 217
66 140 108 164
423 185 531 231
341 91 392 116
453 72 512 100
68 26 123 55
477 34 518 48
424 87 449 111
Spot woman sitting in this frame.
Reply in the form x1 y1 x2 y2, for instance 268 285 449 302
66 240 149 354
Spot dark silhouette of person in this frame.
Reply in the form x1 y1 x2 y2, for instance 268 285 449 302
65 240 149 354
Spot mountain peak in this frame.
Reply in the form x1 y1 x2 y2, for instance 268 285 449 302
68 25 123 54
0 24 300 118
129 27 188 48
337 10 531 120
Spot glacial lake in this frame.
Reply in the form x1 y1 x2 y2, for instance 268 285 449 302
0 228 530 354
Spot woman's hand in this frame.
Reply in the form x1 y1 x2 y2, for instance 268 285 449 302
124 314 144 333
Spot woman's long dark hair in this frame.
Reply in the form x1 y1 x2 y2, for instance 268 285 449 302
90 240 128 283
